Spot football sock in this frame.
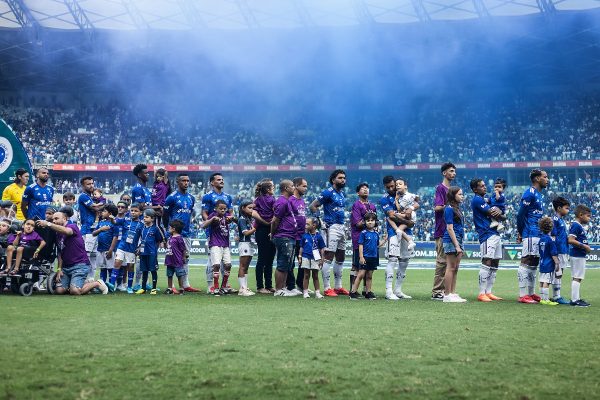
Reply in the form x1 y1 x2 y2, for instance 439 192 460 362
321 260 332 290
333 261 344 289
571 281 580 302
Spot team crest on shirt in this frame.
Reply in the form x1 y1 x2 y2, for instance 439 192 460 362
0 137 13 174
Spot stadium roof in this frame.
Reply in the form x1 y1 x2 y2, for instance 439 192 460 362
1 0 599 30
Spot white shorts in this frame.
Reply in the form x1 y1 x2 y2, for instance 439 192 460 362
539 272 555 284
558 254 569 270
96 251 115 269
399 234 414 259
322 224 346 252
521 237 540 257
386 234 401 258
480 235 502 260
238 241 255 257
210 246 231 265
300 259 321 270
115 249 136 265
570 257 586 280
84 234 98 253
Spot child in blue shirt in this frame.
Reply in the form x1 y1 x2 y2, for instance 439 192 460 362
92 204 119 284
550 197 570 304
568 205 592 307
537 217 560 306
442 187 467 303
489 178 507 232
107 203 143 293
135 209 165 295
350 212 379 300
299 217 326 299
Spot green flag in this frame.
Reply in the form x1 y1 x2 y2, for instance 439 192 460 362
0 118 32 193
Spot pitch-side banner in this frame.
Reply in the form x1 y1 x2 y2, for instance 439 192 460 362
0 119 32 193
159 240 600 262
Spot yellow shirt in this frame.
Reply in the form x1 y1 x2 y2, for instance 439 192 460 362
2 183 26 221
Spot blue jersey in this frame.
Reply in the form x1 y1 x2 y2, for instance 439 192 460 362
551 214 568 255
517 187 544 238
164 191 195 238
115 217 143 253
201 190 233 214
139 225 163 256
569 221 588 258
379 193 412 237
442 206 464 243
300 232 326 259
132 183 151 206
317 187 346 225
358 229 380 258
78 192 97 234
22 183 54 220
490 193 506 213
538 234 558 273
96 220 119 252
471 194 497 243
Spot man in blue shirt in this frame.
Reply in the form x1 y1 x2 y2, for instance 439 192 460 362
309 169 349 297
201 173 234 291
78 176 105 280
164 173 200 292
470 178 505 302
379 176 414 300
516 169 549 304
21 167 54 222
131 164 152 208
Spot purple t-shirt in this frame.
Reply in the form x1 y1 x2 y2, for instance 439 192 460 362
207 212 230 248
434 183 449 239
289 195 306 241
152 181 170 207
8 231 43 248
350 200 377 249
273 195 297 239
165 235 186 268
254 194 275 223
57 224 90 267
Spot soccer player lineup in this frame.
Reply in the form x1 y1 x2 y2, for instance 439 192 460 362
0 162 593 307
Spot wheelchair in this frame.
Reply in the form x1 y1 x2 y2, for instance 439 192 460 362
0 252 57 296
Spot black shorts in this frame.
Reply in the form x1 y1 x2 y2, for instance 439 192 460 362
22 245 37 260
359 256 379 271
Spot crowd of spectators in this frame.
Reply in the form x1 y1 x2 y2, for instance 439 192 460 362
3 95 600 166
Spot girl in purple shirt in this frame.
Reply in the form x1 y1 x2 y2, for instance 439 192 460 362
252 179 276 293
4 219 45 275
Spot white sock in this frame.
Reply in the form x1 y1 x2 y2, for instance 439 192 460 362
333 261 344 289
205 262 212 287
478 265 489 295
244 275 249 289
571 281 580 301
238 276 244 289
134 262 142 285
527 269 537 296
552 277 561 299
385 259 398 292
518 265 529 297
87 253 97 280
486 269 497 294
395 260 408 293
183 263 190 288
540 287 549 301
321 260 332 290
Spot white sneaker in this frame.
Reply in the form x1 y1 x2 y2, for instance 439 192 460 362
395 291 412 299
315 292 324 299
443 295 463 303
386 292 400 300
307 288 314 294
288 288 302 296
245 288 255 296
116 284 127 292
97 280 109 295
407 240 416 251
303 292 310 299
451 293 467 302
238 288 253 297
274 289 296 297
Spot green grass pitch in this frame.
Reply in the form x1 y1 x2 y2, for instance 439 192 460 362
1 264 599 400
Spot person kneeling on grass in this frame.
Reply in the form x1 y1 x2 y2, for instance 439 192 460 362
299 217 325 299
537 217 560 306
164 220 187 295
350 212 379 300
36 212 108 295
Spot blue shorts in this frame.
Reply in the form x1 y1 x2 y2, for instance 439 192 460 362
443 240 463 254
273 237 295 272
59 263 90 290
139 254 158 272
166 266 186 278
